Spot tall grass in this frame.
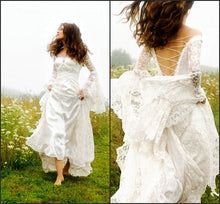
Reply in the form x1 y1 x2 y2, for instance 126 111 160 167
1 96 109 203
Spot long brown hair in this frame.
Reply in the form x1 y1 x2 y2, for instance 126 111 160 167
120 0 194 48
48 23 89 64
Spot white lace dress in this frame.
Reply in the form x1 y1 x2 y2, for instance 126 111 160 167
25 54 105 177
111 35 219 203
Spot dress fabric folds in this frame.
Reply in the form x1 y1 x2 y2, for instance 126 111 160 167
26 54 105 177
111 35 219 203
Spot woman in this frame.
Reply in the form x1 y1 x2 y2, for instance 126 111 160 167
26 23 105 185
111 0 219 203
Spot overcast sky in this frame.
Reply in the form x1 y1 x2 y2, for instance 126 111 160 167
111 1 219 69
2 1 109 97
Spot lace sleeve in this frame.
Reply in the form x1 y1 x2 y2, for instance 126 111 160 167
111 47 150 120
133 46 151 77
82 54 105 113
188 36 206 102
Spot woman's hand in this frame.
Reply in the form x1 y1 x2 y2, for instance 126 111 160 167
78 89 85 100
47 84 52 91
196 98 206 104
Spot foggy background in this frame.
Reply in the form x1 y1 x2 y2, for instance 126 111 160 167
2 1 109 98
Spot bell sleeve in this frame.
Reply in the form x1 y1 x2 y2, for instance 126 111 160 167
82 54 106 113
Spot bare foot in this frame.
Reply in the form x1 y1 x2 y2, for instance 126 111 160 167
63 159 70 175
54 176 64 186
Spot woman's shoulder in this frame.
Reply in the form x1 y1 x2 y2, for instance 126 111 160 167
184 25 202 36
181 25 202 42
178 25 203 47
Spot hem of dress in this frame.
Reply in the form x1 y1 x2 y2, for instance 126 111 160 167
42 166 93 177
25 138 64 160
26 138 93 177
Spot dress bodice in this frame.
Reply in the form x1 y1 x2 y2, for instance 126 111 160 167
46 53 105 113
54 56 82 78
48 54 96 86
133 35 205 102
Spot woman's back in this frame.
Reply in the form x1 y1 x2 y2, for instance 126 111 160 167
134 31 203 78
153 25 202 76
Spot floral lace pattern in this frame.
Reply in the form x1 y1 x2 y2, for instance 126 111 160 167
116 143 129 170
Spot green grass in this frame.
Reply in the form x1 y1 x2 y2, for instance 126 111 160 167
1 96 109 203
2 128 109 203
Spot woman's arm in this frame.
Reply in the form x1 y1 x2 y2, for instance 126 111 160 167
80 53 105 113
80 53 96 99
133 46 151 77
188 36 206 104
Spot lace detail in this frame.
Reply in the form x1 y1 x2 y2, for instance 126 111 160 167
111 84 123 119
116 143 129 170
165 103 195 127
133 46 158 77
129 89 143 116
188 36 206 102
133 68 150 78
82 54 105 113
190 71 206 101
111 71 143 120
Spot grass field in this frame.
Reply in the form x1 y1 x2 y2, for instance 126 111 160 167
1 97 109 203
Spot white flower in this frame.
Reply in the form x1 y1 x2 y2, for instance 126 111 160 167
8 145 14 149
22 146 29 150
33 106 37 110
15 147 21 151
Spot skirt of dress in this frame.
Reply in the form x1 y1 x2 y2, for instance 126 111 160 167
26 87 94 177
111 106 218 203
111 71 219 203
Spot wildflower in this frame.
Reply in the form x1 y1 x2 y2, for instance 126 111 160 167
22 146 29 150
8 145 14 149
15 147 21 151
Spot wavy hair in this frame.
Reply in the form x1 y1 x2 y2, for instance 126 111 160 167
120 0 194 48
48 23 89 64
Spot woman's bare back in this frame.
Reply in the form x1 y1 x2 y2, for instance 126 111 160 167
154 25 202 76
